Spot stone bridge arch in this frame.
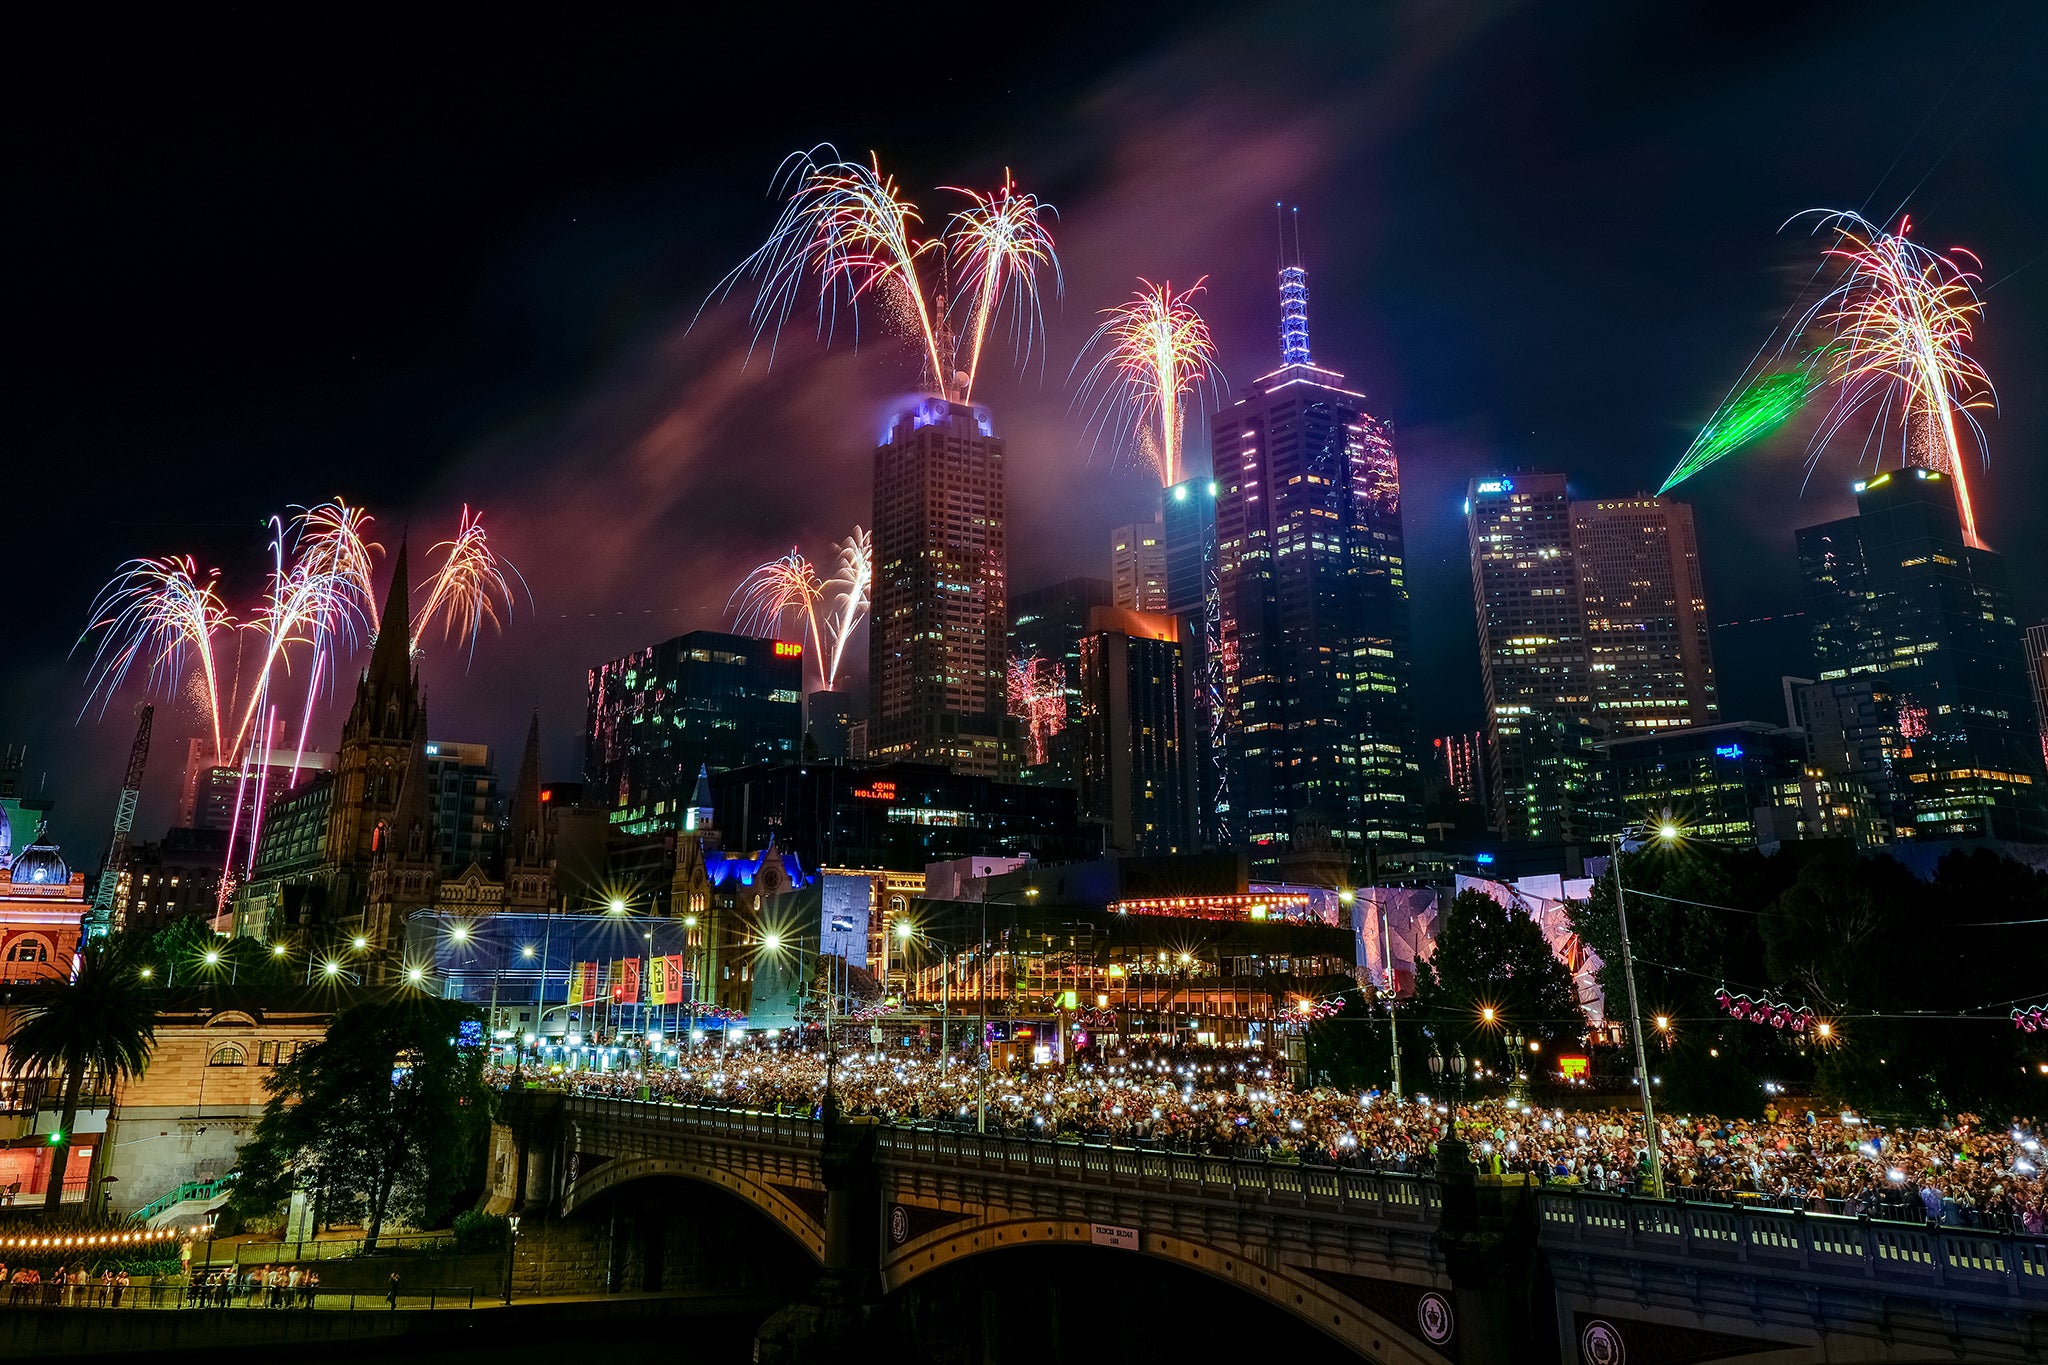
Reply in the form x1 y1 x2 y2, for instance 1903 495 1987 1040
881 1212 1457 1364
561 1153 828 1264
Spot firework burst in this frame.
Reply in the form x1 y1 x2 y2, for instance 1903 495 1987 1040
820 526 873 692
730 549 824 662
77 556 233 757
1074 278 1225 488
412 505 528 665
709 146 1059 402
945 173 1061 398
1006 655 1066 767
1794 211 1996 546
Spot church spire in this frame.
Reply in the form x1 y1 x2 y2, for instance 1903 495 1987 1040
506 710 545 866
685 763 714 834
367 538 413 700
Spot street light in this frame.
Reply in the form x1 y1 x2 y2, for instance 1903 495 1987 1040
1609 821 1676 1198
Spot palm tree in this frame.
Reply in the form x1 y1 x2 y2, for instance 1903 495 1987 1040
3 937 158 1214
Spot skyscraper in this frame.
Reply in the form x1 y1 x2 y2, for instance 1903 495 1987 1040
584 630 805 835
868 397 1015 779
1076 606 1193 855
1796 468 2047 841
1468 477 1722 840
1466 474 1600 840
1008 576 1112 784
2026 622 2048 767
1571 498 1718 736
1211 258 1419 856
1162 475 1226 846
1110 519 1168 613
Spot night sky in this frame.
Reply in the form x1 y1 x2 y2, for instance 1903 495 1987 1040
10 2 2047 857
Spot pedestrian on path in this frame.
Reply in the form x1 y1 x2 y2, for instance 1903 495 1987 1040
386 1271 399 1310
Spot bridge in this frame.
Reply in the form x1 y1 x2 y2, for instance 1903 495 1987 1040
491 1092 2048 1365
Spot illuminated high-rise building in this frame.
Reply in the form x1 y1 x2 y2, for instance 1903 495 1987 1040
1468 477 1721 840
1076 607 1193 856
868 397 1016 779
1210 257 1419 857
1466 474 1602 840
1110 518 1168 613
2027 622 2048 767
1008 577 1111 784
1571 497 1719 736
1162 475 1226 846
585 630 805 835
1796 468 2047 841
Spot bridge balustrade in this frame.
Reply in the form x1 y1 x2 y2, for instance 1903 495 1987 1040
1537 1188 2048 1307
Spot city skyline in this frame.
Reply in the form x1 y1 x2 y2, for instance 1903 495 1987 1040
10 3 2048 857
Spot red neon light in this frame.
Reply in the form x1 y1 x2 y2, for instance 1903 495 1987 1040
853 781 897 801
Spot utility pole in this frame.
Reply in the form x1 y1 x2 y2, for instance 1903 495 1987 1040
1611 832 1665 1199
89 704 154 937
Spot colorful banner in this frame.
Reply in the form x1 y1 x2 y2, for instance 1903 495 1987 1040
566 961 589 1007
648 956 670 1007
666 955 687 1004
619 956 641 1005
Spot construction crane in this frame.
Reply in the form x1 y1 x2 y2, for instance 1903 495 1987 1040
88 702 153 937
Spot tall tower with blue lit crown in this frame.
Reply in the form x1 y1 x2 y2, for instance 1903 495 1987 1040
1209 230 1420 861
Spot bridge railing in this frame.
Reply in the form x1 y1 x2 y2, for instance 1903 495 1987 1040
874 1124 1440 1223
564 1095 1436 1224
1536 1187 2048 1306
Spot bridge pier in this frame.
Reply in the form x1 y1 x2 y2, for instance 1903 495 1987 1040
755 1104 886 1365
1433 1134 1549 1365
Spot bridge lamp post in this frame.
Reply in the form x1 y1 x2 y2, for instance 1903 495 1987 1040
1609 821 1678 1199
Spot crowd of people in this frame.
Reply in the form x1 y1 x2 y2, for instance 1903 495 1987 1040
497 1039 2048 1235
3 1264 132 1307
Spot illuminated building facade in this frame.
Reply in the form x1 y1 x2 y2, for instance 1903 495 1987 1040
114 826 230 936
584 629 804 836
1571 497 1718 736
2027 622 2048 767
1163 476 1227 847
1796 469 2048 841
884 888 1356 1048
707 759 1099 874
1008 576 1112 784
1601 721 1816 848
1466 474 1603 840
1110 518 1168 613
1210 264 1419 858
1434 731 1486 808
868 398 1016 780
0 826 85 984
1076 607 1193 856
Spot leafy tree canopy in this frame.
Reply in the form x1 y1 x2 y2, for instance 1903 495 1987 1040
232 996 487 1248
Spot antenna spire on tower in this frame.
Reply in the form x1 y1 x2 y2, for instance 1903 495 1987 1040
1278 205 1311 367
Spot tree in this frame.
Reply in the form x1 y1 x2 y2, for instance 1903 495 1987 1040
143 918 297 990
233 996 487 1249
1 936 158 1214
1568 840 1811 1117
1761 847 2048 1122
1410 890 1586 1075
